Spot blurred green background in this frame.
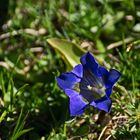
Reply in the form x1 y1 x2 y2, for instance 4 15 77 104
0 0 140 139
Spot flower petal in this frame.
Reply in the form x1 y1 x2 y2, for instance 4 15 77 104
72 64 83 78
65 88 79 97
80 52 98 74
90 96 112 112
97 66 108 76
65 89 88 116
105 69 121 89
105 88 112 97
56 72 81 90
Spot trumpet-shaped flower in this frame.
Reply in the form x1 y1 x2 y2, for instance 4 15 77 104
57 52 121 116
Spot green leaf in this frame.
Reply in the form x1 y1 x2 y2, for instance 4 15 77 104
75 125 90 136
96 39 105 52
47 38 85 67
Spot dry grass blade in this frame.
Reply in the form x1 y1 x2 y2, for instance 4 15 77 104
107 37 134 50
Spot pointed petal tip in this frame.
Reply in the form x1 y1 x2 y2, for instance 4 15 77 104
56 72 81 90
69 92 88 116
110 69 122 76
72 64 83 78
90 97 112 113
105 69 121 89
109 69 122 82
80 52 98 75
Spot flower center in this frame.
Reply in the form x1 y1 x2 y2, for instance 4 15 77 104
78 69 106 102
87 85 106 99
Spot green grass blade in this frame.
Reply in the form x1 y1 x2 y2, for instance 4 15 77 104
11 109 31 140
11 128 33 140
0 110 7 123
0 72 6 95
15 84 29 96
10 78 14 111
12 109 24 137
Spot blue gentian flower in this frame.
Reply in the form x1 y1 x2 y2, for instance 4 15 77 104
57 52 121 116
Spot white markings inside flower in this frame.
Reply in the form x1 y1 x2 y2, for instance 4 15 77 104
72 69 106 102
79 70 106 102
73 83 80 92
87 85 106 99
73 82 106 103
